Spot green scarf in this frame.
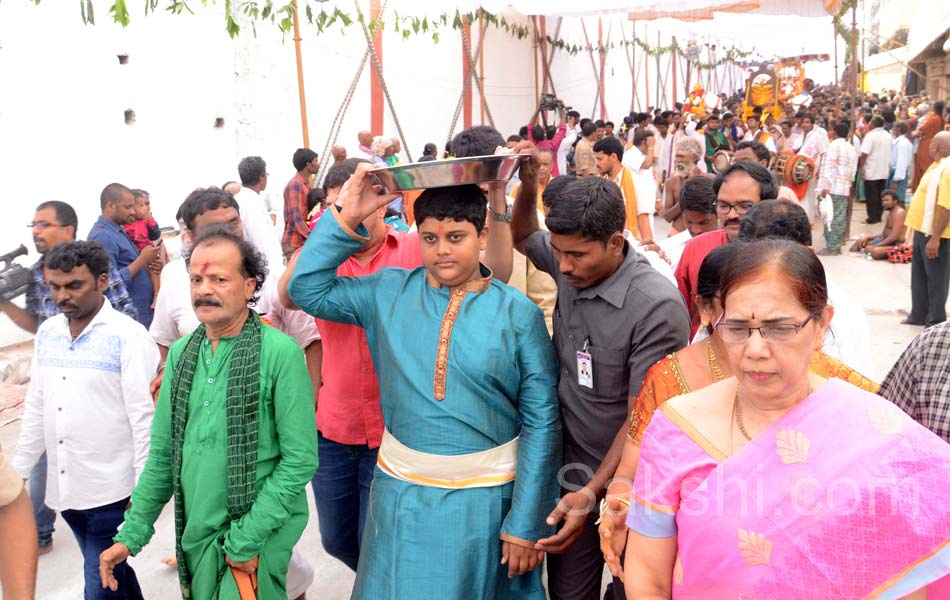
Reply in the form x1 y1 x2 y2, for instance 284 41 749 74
169 310 262 598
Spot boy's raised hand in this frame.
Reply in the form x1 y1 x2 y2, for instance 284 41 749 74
336 163 401 231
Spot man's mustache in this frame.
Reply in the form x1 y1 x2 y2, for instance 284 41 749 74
194 297 223 308
58 302 78 311
724 218 742 228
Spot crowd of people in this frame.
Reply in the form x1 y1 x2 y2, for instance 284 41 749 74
0 84 949 600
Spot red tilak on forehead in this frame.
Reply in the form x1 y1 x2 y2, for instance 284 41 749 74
199 262 209 275
751 312 756 320
437 223 445 235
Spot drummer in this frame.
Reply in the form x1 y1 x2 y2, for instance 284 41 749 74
703 114 730 172
733 141 803 204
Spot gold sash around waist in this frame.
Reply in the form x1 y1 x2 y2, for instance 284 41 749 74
376 429 518 489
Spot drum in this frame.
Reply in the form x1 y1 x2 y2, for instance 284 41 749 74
771 152 815 185
711 150 734 174
704 92 722 113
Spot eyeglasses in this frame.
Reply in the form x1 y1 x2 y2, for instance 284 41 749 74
27 221 65 231
715 312 817 344
715 201 755 215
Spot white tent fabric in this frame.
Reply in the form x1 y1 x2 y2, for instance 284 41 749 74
330 0 841 19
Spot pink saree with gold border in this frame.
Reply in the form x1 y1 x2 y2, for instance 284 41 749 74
627 378 950 599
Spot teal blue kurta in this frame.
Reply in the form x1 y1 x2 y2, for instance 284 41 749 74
115 325 319 599
289 208 561 599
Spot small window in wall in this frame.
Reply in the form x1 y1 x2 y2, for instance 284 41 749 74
124 109 136 125
117 54 129 65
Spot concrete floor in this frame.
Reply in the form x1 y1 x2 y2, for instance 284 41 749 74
1 201 943 599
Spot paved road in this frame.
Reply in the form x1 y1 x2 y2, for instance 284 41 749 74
1 202 943 598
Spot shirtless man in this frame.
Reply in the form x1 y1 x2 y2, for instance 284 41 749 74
663 138 713 233
850 190 907 259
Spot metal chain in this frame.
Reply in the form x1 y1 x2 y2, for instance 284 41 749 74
446 14 492 146
356 0 413 162
315 47 369 184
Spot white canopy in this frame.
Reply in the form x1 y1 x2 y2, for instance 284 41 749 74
333 0 842 19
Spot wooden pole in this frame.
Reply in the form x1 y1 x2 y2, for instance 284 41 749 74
291 0 309 147
598 18 607 120
644 23 650 109
671 36 678 110
461 15 473 129
630 21 637 112
656 31 661 109
479 10 486 125
370 0 384 135
532 16 540 115
845 0 858 241
540 16 549 93
834 16 841 121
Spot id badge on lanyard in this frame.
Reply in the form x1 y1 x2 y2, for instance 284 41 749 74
577 336 593 389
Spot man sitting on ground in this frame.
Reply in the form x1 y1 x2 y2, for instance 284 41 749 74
850 189 907 259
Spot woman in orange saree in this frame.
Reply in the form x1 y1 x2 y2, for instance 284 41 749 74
599 243 878 577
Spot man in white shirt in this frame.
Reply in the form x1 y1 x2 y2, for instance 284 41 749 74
151 188 318 362
150 189 244 360
13 241 158 599
743 113 777 153
557 111 581 176
797 114 830 222
889 121 914 203
234 156 285 270
860 115 893 224
622 128 658 233
653 117 673 195
818 122 860 255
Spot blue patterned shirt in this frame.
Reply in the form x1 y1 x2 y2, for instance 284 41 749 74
26 259 138 327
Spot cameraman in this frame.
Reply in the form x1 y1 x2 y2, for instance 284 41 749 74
0 200 137 555
528 101 568 176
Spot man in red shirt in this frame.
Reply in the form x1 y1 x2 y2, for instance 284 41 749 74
282 148 320 260
278 129 515 574
674 161 778 336
527 105 568 177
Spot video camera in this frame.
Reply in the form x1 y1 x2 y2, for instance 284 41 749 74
539 93 570 112
0 245 31 302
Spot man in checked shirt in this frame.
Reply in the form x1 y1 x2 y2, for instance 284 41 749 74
879 321 950 443
281 148 321 260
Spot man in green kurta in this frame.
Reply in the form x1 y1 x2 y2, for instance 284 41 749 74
99 230 318 599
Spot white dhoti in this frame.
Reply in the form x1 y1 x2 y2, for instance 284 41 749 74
801 179 819 223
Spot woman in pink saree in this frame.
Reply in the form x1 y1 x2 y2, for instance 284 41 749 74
624 240 950 599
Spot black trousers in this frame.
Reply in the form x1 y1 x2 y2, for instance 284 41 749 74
910 230 950 326
546 509 626 600
864 178 886 222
